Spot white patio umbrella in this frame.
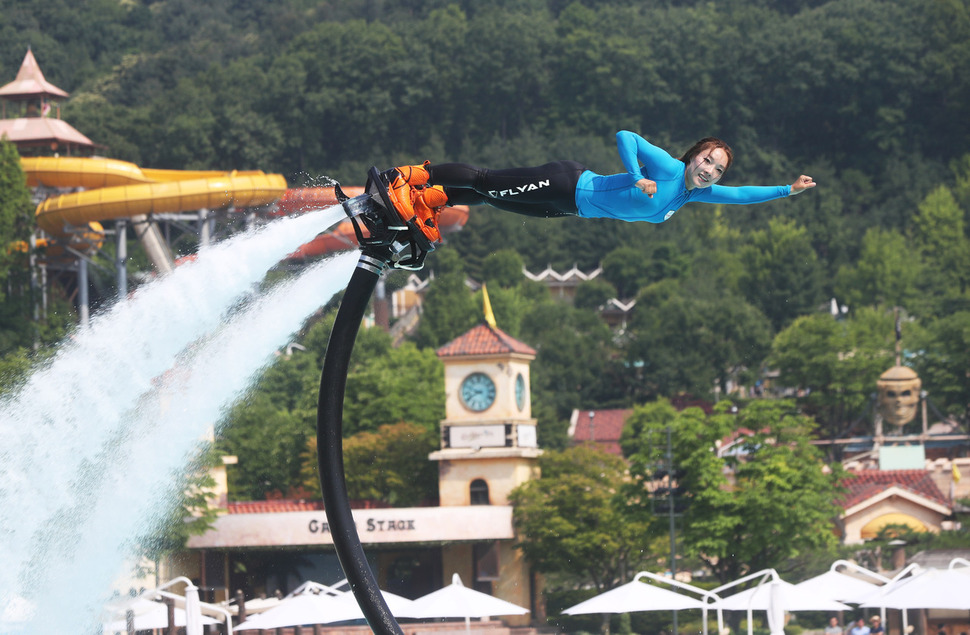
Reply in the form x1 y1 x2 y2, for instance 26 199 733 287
235 587 414 631
230 594 281 617
793 570 879 602
103 577 230 634
326 589 417 622
715 572 851 635
102 597 221 633
409 573 529 633
859 562 970 610
234 593 336 631
563 573 705 614
717 578 852 612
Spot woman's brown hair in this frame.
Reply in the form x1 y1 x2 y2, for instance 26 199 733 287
680 137 734 171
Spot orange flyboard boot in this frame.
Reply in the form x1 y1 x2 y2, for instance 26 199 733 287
387 171 417 222
386 162 445 244
396 161 431 187
410 185 449 244
385 161 432 224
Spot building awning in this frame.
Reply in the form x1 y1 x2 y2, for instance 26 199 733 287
187 505 515 549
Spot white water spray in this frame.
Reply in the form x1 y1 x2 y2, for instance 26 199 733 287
0 205 357 632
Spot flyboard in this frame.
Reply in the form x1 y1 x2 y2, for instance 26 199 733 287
317 167 444 635
336 166 441 270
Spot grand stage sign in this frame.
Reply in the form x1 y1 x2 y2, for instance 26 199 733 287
187 505 515 548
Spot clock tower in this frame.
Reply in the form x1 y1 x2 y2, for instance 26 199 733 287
432 323 540 505
432 322 541 622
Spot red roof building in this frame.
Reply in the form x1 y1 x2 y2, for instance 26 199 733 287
838 469 952 543
569 408 631 456
841 469 950 509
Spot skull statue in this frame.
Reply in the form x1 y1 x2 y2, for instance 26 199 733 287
876 365 921 429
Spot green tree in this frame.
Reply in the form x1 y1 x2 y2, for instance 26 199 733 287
481 248 524 289
910 311 970 419
0 347 34 398
0 136 44 354
627 282 772 398
448 7 554 146
922 0 970 150
834 227 922 310
475 283 531 339
300 422 438 506
218 306 443 500
0 136 29 280
768 307 900 441
912 185 970 304
519 297 624 438
342 340 445 436
952 154 970 213
574 278 617 312
738 217 823 332
625 400 843 585
219 391 311 501
601 246 652 300
602 242 690 301
413 249 479 349
510 445 660 593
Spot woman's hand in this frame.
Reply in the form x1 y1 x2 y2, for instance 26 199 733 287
790 175 816 195
635 178 657 198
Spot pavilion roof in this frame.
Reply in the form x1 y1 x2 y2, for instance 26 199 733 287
0 49 68 99
0 117 94 148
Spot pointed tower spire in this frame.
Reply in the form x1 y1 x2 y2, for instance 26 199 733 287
0 49 69 100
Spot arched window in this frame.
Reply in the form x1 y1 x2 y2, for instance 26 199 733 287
469 479 490 505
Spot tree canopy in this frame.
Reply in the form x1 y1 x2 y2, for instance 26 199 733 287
623 399 845 584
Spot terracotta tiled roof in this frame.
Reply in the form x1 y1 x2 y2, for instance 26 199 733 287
840 469 949 509
227 499 391 514
436 323 536 358
571 409 632 456
227 500 324 514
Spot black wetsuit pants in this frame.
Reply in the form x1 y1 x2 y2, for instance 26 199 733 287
427 161 586 218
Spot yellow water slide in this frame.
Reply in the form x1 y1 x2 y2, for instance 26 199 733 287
24 156 288 235
21 156 288 272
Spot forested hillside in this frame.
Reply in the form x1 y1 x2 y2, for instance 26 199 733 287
1 0 969 500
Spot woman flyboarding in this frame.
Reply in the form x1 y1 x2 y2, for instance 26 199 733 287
387 130 815 243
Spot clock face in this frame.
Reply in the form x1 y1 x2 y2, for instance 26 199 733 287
515 373 526 411
460 372 496 412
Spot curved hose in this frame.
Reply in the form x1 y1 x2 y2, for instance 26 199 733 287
317 250 404 635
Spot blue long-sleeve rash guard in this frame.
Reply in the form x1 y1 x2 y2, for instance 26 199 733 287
574 130 791 223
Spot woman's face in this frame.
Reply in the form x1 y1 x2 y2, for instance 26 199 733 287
684 147 728 190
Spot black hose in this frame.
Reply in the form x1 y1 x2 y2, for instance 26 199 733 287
317 249 404 635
